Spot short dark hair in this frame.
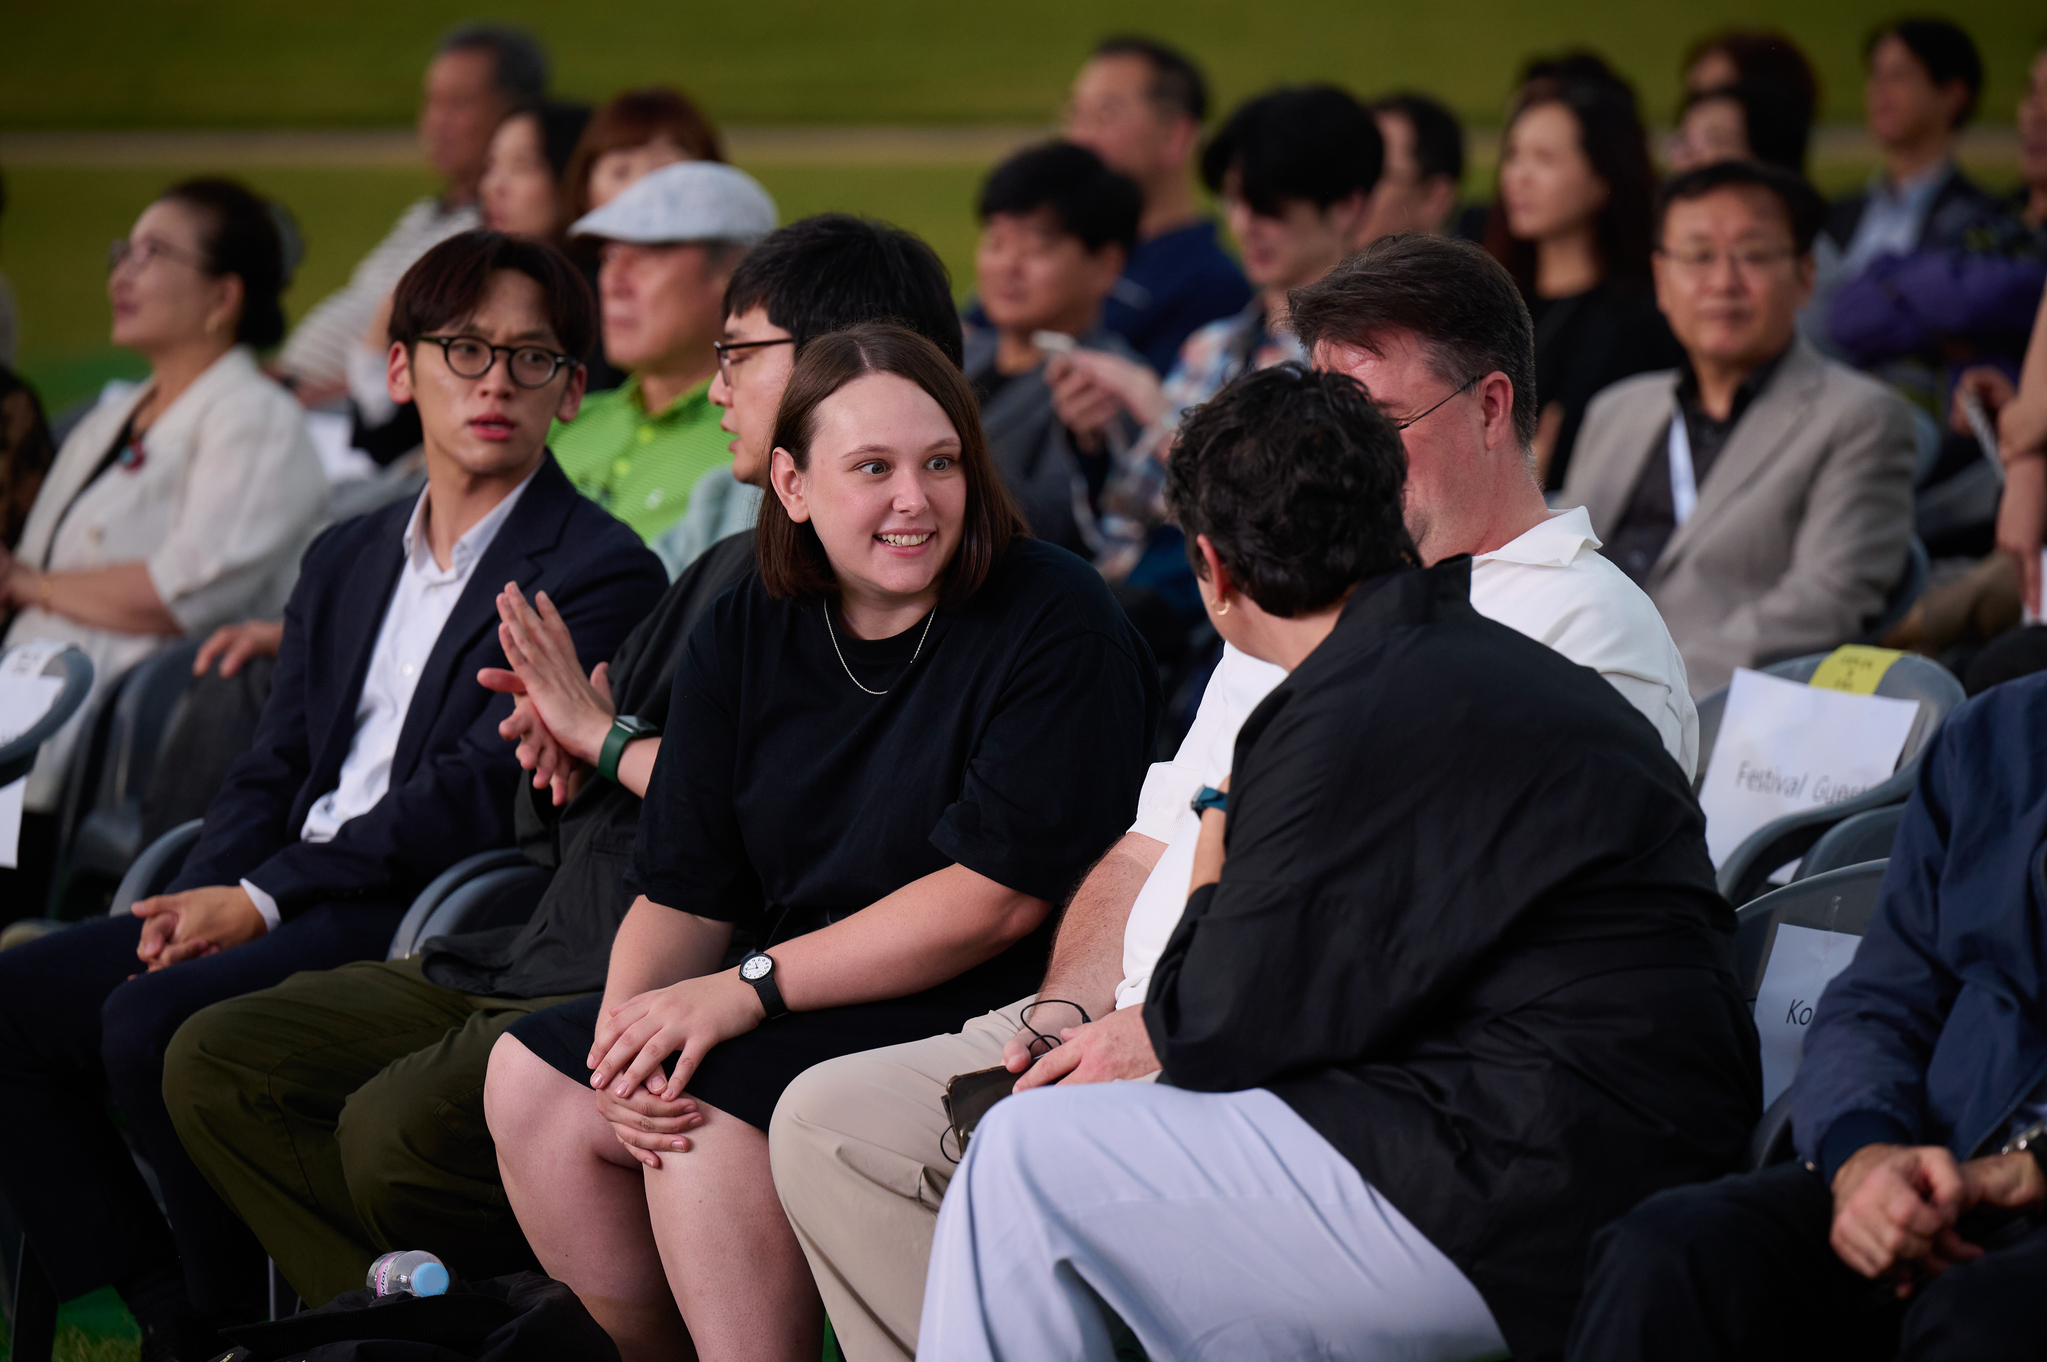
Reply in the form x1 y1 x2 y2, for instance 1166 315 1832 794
1166 364 1417 617
1657 160 1829 255
1681 79 1812 174
1372 92 1466 187
978 141 1142 254
159 178 291 349
724 214 964 369
1681 29 1821 122
1091 35 1209 122
388 229 596 362
1867 18 1984 127
437 24 548 105
1291 233 1539 452
1200 86 1382 216
757 323 1026 604
1486 76 1659 291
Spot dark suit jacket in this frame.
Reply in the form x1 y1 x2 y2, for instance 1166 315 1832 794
1822 163 2010 258
172 453 666 917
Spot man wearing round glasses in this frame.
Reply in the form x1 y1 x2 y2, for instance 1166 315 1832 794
549 160 777 574
1565 160 1917 697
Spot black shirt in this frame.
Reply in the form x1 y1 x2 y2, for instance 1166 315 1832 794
1146 558 1758 1360
420 531 757 997
1530 279 1685 491
1605 348 1791 588
632 536 1160 1003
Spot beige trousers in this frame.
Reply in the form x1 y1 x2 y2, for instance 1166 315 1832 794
769 997 1033 1362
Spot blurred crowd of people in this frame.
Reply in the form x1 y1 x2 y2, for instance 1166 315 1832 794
1 14 2046 1362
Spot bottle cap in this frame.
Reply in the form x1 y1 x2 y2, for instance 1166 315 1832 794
412 1261 449 1297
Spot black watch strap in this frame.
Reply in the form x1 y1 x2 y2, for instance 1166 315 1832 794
741 951 787 1020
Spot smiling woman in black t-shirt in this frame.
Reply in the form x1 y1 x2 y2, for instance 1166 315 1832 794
485 322 1159 1362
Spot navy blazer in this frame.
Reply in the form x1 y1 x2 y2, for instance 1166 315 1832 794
172 453 666 917
1795 671 2047 1180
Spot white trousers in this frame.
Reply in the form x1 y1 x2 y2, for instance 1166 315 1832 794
916 1082 1509 1362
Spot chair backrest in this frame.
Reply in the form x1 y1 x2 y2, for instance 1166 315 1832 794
0 645 93 787
1738 859 1890 1167
92 639 203 819
1703 650 1962 905
386 848 551 960
1796 805 1906 881
108 819 205 917
1695 649 1961 796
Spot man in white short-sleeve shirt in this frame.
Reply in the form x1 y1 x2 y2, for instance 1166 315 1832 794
767 235 1697 1362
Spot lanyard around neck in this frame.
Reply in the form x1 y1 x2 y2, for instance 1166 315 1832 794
1667 402 1699 529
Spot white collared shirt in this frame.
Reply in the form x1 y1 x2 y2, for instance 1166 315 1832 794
1112 506 1698 1009
241 470 535 928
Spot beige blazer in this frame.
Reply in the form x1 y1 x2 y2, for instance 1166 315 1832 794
5 345 327 808
1564 337 1917 698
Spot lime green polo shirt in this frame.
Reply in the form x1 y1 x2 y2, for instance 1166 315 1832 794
549 375 731 544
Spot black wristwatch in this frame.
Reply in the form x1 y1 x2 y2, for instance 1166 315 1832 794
597 714 659 783
1189 785 1228 816
739 950 787 1020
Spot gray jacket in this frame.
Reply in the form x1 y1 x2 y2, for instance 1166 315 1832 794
1564 336 1917 696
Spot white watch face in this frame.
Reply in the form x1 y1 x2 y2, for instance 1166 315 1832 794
741 955 773 981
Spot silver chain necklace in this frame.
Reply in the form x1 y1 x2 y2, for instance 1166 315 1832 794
824 602 936 696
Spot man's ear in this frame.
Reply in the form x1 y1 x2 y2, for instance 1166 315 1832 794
1329 189 1374 246
1091 244 1129 300
387 341 415 406
554 362 588 425
769 448 811 523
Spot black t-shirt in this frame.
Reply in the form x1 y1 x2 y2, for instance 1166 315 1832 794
420 531 757 997
630 535 1160 1002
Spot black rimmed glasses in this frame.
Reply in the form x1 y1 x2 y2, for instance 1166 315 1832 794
419 335 579 389
1016 999 1093 1060
1393 373 1482 431
714 336 796 385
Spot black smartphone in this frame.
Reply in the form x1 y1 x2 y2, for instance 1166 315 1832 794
942 1065 1021 1153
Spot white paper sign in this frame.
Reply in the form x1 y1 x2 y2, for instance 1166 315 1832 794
1753 923 1866 1107
1698 669 1920 867
0 640 69 869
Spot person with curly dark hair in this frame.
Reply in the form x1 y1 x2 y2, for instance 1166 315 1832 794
917 361 1757 1362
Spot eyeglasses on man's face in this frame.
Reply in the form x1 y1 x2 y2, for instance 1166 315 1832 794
1657 246 1799 276
418 335 579 389
714 336 797 385
1393 373 1483 431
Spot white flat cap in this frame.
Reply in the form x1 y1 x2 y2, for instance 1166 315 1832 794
570 161 777 245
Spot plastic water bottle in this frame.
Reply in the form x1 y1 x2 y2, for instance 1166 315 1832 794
366 1250 449 1298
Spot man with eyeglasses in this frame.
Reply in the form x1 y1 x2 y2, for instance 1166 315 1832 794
0 228 663 1359
157 214 967 1313
769 232 1701 1362
1565 160 1917 697
548 161 776 576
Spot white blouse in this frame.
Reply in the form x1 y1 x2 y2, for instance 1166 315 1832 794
5 345 328 809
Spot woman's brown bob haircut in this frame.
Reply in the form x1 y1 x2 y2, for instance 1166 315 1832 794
756 322 1026 605
564 86 725 220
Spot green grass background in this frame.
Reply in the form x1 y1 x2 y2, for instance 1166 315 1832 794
0 0 2038 129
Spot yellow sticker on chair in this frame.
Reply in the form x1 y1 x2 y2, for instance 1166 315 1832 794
1808 646 1905 695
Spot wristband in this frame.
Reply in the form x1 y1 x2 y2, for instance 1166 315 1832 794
1189 785 1227 816
596 714 659 783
